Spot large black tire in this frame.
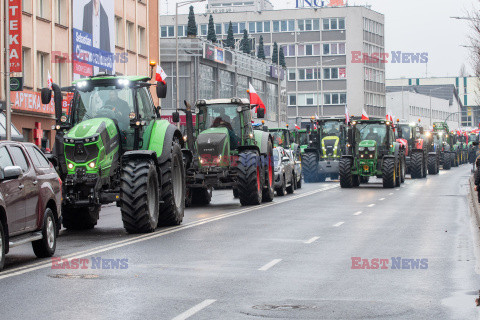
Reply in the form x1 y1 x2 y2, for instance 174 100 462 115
410 152 423 179
62 205 99 230
296 175 302 189
339 157 354 188
443 153 451 170
275 175 286 196
428 155 438 175
237 150 263 205
303 152 319 183
120 159 160 233
158 142 185 226
191 187 212 206
395 160 401 187
262 140 275 202
318 174 326 182
360 176 369 184
453 153 459 167
0 220 5 271
382 158 396 188
286 173 295 194
330 174 339 181
352 175 360 187
32 208 57 258
233 187 239 198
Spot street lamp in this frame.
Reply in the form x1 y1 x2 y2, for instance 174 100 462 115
316 58 335 117
175 0 206 115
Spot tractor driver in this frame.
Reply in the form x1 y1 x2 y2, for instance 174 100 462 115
104 91 131 129
211 114 239 148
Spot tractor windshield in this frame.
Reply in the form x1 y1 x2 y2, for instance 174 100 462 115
197 104 242 147
320 121 341 137
398 125 412 141
271 131 286 147
356 123 387 145
299 132 308 145
72 86 135 130
433 133 447 144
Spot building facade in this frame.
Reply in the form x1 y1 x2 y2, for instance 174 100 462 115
161 6 385 122
0 0 159 148
206 0 274 14
159 38 286 126
387 77 480 127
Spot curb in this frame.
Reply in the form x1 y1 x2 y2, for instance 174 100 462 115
468 176 480 227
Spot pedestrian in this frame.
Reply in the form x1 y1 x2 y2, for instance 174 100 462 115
475 156 480 203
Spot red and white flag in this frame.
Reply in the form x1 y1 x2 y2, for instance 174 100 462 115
295 124 301 130
345 106 350 124
386 112 393 122
47 70 53 89
248 83 266 112
361 109 369 120
156 65 167 84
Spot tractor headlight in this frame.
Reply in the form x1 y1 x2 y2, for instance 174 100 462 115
88 162 96 169
360 154 364 158
359 147 366 152
68 163 74 170
368 147 376 152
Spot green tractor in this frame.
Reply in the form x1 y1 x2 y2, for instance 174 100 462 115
292 129 309 154
41 73 187 233
468 132 479 164
455 132 468 165
302 117 347 182
182 98 275 206
339 118 406 188
432 122 453 170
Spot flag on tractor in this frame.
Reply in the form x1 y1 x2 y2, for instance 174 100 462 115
295 124 301 130
156 65 168 84
345 106 350 124
248 83 266 112
361 109 369 120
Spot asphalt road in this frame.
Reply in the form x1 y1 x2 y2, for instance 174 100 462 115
1 165 480 319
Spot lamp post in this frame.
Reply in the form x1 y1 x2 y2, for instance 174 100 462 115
175 0 206 114
5 0 10 140
277 44 281 127
316 58 335 117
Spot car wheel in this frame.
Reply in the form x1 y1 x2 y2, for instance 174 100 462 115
0 220 5 271
32 208 57 258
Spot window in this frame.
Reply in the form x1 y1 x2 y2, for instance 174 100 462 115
126 21 135 51
324 93 347 105
138 26 146 55
200 24 208 36
22 0 32 13
263 21 270 33
26 146 50 168
288 95 296 106
0 147 13 168
288 69 296 81
323 43 346 55
256 21 263 33
298 19 320 31
322 18 346 30
37 0 50 19
55 0 66 25
273 20 294 32
178 25 187 37
9 146 29 172
323 67 340 79
249 22 256 33
161 25 175 38
37 52 49 88
22 48 32 87
55 54 66 87
283 45 296 57
215 24 222 35
297 68 320 81
115 17 124 47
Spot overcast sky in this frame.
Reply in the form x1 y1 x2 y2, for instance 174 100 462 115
163 0 478 79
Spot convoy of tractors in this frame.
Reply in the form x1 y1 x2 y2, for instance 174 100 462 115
39 68 477 236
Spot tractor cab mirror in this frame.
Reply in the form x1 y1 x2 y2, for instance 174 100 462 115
156 82 167 99
172 112 180 123
263 126 269 132
257 108 265 119
41 88 52 105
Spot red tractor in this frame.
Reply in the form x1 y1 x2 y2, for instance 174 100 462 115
396 121 429 178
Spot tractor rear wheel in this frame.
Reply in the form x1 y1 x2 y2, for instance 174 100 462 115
428 155 438 175
262 140 275 202
191 187 212 206
120 159 159 233
339 157 354 188
237 150 263 205
303 153 319 183
158 142 185 227
443 153 451 170
410 152 423 179
395 160 401 187
382 158 396 188
62 205 99 230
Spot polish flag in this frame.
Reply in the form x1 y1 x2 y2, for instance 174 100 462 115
156 65 167 84
386 112 393 122
313 124 317 130
47 71 53 89
248 83 266 112
345 106 350 124
361 109 369 120
295 124 301 130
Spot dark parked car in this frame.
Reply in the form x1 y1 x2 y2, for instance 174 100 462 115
0 142 62 271
285 148 302 189
273 147 295 196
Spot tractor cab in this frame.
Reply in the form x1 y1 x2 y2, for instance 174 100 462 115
269 128 292 149
350 119 395 157
296 129 309 154
309 117 346 159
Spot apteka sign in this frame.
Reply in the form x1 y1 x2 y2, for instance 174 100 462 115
296 0 346 8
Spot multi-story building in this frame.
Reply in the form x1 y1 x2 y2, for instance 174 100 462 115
161 5 385 122
206 0 274 14
387 77 480 127
0 0 159 148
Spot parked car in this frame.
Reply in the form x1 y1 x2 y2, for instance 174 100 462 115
285 148 302 189
273 147 295 196
0 142 62 271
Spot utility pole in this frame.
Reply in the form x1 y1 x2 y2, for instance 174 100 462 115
5 0 11 140
277 46 281 127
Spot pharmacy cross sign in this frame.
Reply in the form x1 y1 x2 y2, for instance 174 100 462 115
296 0 345 8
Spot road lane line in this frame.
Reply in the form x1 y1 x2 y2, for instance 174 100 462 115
379 198 385 201
395 189 400 191
353 211 362 216
259 259 282 271
333 222 345 227
389 193 394 195
367 204 375 207
0 185 340 280
304 236 320 244
172 299 217 320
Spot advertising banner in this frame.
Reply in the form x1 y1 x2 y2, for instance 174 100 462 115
72 0 115 80
9 0 22 72
204 44 233 65
10 90 55 115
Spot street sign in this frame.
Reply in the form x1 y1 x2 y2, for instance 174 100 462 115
10 77 23 91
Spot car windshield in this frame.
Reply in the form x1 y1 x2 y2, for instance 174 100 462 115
299 132 309 145
398 125 412 140
356 123 387 145
321 121 341 137
72 86 135 130
197 104 241 137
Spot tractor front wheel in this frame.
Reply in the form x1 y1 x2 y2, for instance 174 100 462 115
303 153 319 183
339 158 354 188
262 140 275 202
62 205 99 230
237 150 263 205
410 152 423 179
443 153 451 170
382 158 396 188
428 154 438 175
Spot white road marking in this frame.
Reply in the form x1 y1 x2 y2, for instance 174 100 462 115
379 198 385 201
0 185 340 281
395 189 400 191
353 211 362 216
389 193 394 195
259 259 282 271
304 236 320 244
333 221 345 227
368 204 375 207
172 299 217 320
